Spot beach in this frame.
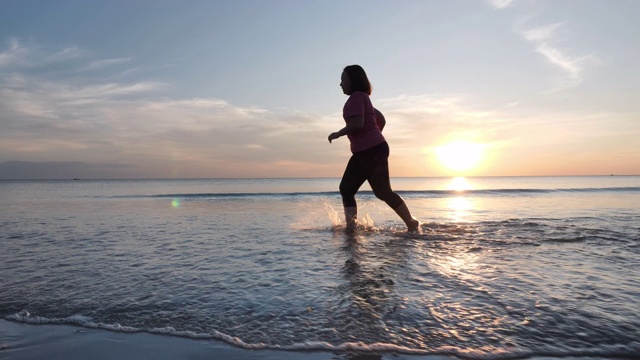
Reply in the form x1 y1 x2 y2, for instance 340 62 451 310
1 319 339 360
1 319 468 360
0 320 620 360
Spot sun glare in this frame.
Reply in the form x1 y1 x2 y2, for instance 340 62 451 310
447 176 473 192
436 141 484 172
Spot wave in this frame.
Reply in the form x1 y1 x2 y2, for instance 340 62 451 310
6 312 640 359
114 186 640 200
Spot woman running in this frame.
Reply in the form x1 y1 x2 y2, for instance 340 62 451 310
328 65 420 232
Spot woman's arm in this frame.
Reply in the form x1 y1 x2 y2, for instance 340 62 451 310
374 108 386 132
328 116 364 143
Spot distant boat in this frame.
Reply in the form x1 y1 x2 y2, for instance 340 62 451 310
73 178 80 181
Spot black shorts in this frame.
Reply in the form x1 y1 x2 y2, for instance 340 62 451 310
350 141 389 176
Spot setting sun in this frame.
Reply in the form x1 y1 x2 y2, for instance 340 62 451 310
436 141 484 172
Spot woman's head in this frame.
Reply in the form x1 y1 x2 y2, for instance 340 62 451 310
341 65 372 95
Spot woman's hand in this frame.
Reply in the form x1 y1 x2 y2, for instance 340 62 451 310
328 132 341 143
329 117 362 143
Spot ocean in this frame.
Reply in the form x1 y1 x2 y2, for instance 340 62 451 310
1 176 639 359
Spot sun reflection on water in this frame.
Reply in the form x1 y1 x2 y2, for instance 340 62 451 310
446 197 472 222
428 250 484 281
443 177 475 221
449 197 471 211
419 246 505 351
447 176 473 192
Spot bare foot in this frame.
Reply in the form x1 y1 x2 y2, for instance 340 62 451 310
407 218 421 233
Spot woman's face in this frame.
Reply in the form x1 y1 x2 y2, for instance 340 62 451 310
340 71 352 95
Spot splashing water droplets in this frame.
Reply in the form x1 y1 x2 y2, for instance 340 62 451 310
324 202 343 228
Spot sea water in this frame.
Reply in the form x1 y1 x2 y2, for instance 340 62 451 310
1 177 639 358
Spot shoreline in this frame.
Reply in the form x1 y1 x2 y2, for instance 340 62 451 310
0 319 620 360
0 319 457 360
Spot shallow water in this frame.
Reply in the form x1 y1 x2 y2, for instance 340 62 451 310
1 177 639 358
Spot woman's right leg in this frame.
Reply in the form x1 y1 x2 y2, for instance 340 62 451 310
339 155 367 229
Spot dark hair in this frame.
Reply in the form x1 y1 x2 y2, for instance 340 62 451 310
343 65 372 95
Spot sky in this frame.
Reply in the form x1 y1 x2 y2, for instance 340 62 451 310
1 0 639 179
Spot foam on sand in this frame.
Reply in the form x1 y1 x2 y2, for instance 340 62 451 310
0 319 460 360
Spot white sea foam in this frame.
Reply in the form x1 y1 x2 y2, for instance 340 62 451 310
6 312 640 359
7 312 139 332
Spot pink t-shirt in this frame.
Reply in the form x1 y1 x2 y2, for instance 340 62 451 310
343 92 386 153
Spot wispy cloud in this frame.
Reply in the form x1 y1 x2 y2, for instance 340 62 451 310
0 73 166 119
535 44 594 81
373 93 518 174
2 37 630 178
488 0 515 9
0 39 338 178
521 22 562 42
490 3 598 90
377 94 507 134
520 22 597 84
80 57 131 71
0 38 84 69
0 38 28 67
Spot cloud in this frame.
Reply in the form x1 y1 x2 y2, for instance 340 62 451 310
3 38 630 178
488 0 515 9
0 39 339 178
0 95 334 178
0 74 166 121
80 58 132 71
2 39 519 178
0 161 134 179
520 22 597 84
0 38 28 67
0 38 83 69
500 10 598 90
521 23 562 42
489 3 598 90
376 94 508 139
535 44 595 81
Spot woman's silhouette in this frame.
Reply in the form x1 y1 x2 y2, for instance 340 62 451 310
328 65 419 232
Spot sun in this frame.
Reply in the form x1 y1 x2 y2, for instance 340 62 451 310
436 141 484 172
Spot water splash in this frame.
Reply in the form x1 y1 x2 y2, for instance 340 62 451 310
325 202 343 228
324 202 378 231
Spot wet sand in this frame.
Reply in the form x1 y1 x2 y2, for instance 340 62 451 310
1 320 619 360
0 319 455 360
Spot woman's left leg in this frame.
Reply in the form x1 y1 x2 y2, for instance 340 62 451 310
368 167 419 231
367 161 403 209
367 153 420 232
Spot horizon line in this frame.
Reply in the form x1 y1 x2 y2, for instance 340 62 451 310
0 174 636 181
